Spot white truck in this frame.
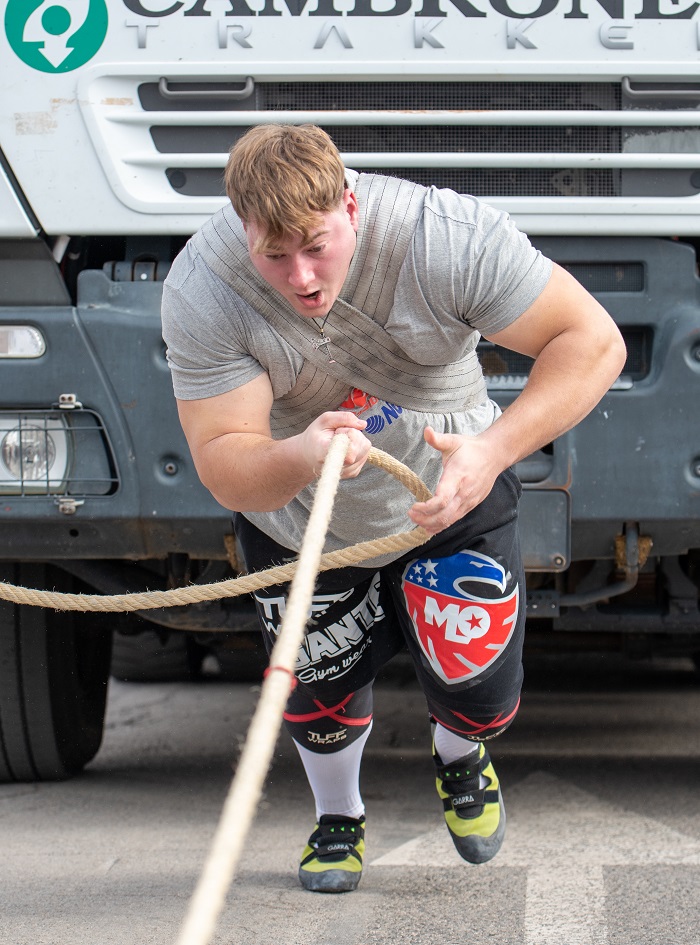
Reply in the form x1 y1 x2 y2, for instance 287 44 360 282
1 0 699 782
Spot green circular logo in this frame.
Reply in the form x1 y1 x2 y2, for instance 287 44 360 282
5 0 108 73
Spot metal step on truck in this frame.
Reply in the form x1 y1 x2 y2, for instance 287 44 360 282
1 0 699 782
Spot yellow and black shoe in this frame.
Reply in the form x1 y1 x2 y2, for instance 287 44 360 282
434 742 505 864
298 814 365 893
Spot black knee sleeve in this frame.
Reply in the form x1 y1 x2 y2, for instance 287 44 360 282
427 697 520 741
283 682 373 753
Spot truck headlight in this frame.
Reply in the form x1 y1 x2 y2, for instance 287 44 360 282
0 416 70 494
2 425 56 480
0 326 46 359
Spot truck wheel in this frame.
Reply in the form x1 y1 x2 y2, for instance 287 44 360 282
0 564 112 783
111 626 204 682
212 632 267 682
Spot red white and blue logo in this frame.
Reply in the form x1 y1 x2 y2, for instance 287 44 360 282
401 550 519 685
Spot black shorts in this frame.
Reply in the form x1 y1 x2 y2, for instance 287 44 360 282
234 467 525 722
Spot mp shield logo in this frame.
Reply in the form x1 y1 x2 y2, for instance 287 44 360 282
401 550 519 685
6 0 108 73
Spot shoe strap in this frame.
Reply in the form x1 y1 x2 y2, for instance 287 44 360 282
310 818 365 854
435 749 486 787
436 749 494 816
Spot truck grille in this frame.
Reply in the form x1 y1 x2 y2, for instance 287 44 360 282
163 165 619 200
144 80 626 199
140 79 698 199
139 79 622 112
79 72 700 227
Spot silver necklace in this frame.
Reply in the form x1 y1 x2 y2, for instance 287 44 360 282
310 311 336 364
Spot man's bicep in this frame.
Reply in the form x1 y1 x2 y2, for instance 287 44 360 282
483 263 611 359
176 372 274 458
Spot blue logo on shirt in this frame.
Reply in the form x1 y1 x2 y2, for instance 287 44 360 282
364 403 403 435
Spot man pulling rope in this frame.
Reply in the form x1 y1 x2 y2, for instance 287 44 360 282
161 123 626 895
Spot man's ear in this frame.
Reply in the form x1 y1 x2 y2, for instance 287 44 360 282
343 189 359 232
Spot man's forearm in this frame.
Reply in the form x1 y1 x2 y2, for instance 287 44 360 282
196 431 314 512
190 410 372 512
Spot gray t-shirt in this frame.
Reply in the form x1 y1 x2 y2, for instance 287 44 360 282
162 176 551 565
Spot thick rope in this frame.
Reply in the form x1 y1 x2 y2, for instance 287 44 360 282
175 435 430 945
0 447 431 613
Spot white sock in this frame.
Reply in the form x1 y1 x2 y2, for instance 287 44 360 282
433 722 480 764
294 723 372 821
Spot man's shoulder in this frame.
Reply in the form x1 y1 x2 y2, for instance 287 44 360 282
422 186 503 230
166 203 244 293
191 201 245 256
164 240 196 294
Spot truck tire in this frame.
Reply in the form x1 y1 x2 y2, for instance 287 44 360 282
111 627 204 682
0 564 112 783
213 632 267 682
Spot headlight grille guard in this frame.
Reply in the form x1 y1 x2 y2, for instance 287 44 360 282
0 405 119 499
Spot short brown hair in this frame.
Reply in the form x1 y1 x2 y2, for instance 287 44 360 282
224 124 347 252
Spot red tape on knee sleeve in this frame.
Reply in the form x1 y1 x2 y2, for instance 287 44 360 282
263 665 298 690
284 693 372 726
436 699 520 739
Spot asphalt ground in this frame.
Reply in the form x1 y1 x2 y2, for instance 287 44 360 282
2 650 700 945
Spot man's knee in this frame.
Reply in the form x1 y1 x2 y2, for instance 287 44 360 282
429 698 520 741
283 683 373 753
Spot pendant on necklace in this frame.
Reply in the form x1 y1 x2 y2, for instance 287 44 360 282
311 333 336 364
